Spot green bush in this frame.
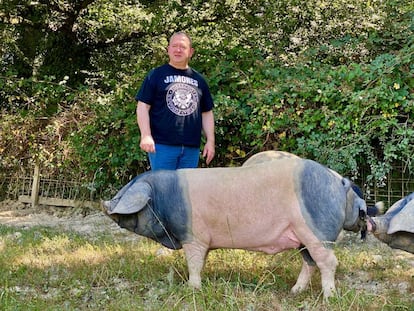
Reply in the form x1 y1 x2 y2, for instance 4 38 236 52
1 0 413 194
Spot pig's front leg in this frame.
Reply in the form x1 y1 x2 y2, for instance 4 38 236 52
317 249 337 298
307 245 338 298
182 242 209 289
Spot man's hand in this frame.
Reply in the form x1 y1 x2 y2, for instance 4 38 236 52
140 135 156 153
202 140 215 165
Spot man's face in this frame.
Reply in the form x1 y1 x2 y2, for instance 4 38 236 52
167 34 194 68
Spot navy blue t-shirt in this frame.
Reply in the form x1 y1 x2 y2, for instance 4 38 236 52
135 64 214 147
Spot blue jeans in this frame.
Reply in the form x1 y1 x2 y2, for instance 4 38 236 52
148 144 200 170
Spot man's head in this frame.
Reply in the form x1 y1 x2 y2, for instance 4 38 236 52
168 31 194 69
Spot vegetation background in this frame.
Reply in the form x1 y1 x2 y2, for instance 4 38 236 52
0 2 414 309
1 0 413 198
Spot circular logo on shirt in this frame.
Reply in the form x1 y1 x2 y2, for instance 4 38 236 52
166 83 198 116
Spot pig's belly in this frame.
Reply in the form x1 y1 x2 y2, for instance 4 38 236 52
209 229 302 254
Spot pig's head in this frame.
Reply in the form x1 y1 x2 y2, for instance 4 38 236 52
342 180 367 235
101 176 183 250
101 179 152 233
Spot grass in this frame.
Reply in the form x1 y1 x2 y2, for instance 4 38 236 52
0 225 413 311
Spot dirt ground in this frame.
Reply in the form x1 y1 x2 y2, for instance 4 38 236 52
0 199 413 299
0 199 135 239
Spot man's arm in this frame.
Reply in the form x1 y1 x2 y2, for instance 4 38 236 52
136 101 155 153
201 110 215 165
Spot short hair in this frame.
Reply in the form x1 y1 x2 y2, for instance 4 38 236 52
169 31 193 47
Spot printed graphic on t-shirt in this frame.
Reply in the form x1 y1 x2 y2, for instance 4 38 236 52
166 82 199 116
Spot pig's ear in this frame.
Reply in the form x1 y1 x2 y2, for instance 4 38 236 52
106 181 152 215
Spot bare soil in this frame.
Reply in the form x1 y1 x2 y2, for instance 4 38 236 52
0 199 136 239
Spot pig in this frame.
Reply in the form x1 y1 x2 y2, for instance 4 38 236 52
243 150 369 238
102 152 367 298
242 150 300 166
367 193 414 253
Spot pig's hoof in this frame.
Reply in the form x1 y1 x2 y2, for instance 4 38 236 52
290 284 306 295
322 287 336 299
188 279 202 290
156 247 173 257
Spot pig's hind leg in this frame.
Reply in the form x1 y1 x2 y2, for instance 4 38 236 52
306 243 337 298
291 247 316 294
291 258 316 294
292 228 338 298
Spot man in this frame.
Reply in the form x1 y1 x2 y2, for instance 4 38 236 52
136 31 215 170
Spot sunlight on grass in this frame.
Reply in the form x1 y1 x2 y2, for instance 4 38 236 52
203 248 302 295
0 238 4 253
339 245 414 285
1 226 413 310
12 235 125 268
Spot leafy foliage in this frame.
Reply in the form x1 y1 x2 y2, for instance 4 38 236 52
0 0 413 193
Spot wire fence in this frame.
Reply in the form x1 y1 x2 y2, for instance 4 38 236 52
357 163 414 208
0 173 97 207
1 162 413 210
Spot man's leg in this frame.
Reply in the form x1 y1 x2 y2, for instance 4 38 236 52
177 146 200 169
148 144 180 170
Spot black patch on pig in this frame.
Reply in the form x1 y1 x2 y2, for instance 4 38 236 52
299 160 345 243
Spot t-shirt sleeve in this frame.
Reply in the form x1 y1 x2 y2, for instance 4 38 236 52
135 70 156 104
200 80 214 112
